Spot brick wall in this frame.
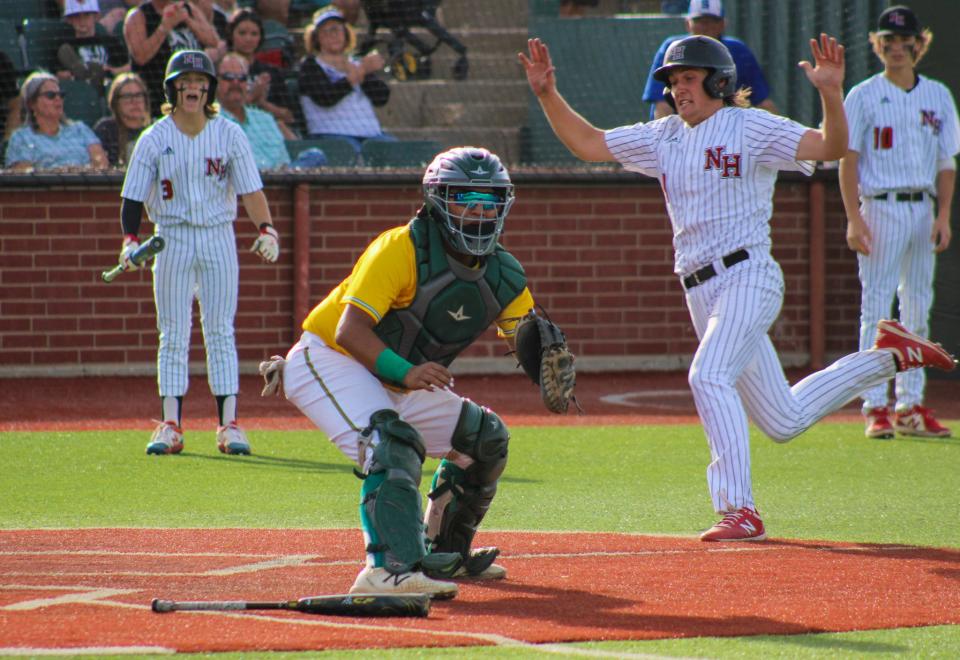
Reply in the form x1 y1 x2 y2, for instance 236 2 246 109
0 176 862 376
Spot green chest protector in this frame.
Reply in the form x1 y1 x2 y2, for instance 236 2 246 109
373 214 526 368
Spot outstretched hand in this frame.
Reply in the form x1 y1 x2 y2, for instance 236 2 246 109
518 38 556 98
798 33 845 92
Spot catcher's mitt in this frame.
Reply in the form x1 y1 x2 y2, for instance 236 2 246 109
513 308 580 414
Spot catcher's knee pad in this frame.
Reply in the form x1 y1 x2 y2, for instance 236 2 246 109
450 400 509 472
360 409 427 574
424 401 508 559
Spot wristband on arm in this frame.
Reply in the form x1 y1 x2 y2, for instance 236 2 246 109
374 348 414 385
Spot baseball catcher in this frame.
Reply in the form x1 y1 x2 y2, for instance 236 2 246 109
514 308 580 414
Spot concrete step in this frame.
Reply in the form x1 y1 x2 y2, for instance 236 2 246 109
355 26 528 60
427 50 526 81
377 79 528 127
377 97 526 129
387 79 528 105
387 127 523 165
438 0 530 28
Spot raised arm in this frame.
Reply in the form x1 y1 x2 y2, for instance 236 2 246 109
518 38 614 163
796 33 847 162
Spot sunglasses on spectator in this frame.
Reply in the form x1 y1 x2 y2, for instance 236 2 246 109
219 73 248 81
450 191 501 210
117 91 147 101
38 91 65 100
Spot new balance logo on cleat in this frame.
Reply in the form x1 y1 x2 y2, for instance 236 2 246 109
700 507 767 542
872 320 957 372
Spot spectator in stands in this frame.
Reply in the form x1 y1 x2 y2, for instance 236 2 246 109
0 52 19 140
4 72 108 171
124 0 225 117
193 0 230 41
96 0 139 33
255 0 289 24
298 8 394 154
216 52 293 169
559 0 599 17
93 72 151 166
642 0 777 120
226 9 297 134
57 0 130 94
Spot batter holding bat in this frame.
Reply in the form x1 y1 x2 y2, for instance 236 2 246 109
117 49 280 456
840 5 959 439
521 34 956 541
257 147 573 598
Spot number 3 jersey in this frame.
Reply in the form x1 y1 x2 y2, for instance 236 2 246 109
845 73 960 197
121 115 263 226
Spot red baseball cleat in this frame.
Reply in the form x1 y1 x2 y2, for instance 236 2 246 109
700 507 766 542
146 421 184 455
864 406 895 439
895 405 952 438
873 320 957 372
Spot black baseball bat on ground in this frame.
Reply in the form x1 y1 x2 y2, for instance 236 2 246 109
151 593 430 618
101 235 166 283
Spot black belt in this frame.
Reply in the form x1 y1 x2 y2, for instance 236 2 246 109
872 191 927 202
682 249 749 290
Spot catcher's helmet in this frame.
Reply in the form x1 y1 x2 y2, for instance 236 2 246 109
653 35 737 99
164 50 217 106
422 147 515 257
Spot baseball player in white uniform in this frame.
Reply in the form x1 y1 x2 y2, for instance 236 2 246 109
118 50 280 456
839 5 959 439
521 34 957 541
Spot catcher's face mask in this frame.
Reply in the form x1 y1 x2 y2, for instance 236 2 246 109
428 184 514 256
422 146 515 257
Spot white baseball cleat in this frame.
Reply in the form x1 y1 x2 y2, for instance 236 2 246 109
216 422 251 455
453 563 507 580
146 421 184 455
349 566 458 600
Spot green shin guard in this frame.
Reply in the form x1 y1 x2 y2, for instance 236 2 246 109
424 402 509 572
359 410 429 574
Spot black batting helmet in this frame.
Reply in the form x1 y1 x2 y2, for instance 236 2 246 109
653 35 737 99
163 50 217 105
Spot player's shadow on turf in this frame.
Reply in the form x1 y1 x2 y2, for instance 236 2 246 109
178 452 354 474
744 637 908 654
447 580 820 635
766 539 960 566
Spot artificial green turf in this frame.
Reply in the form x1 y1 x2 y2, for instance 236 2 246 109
2 421 959 657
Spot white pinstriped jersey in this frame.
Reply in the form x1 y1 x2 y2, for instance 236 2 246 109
122 115 263 227
846 74 960 196
605 107 814 275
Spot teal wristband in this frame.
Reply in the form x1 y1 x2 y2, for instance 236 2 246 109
374 348 414 384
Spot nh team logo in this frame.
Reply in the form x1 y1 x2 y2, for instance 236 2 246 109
206 157 227 179
888 11 906 27
703 146 742 178
921 110 942 135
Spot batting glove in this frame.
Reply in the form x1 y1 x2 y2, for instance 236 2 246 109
251 225 280 263
119 235 140 271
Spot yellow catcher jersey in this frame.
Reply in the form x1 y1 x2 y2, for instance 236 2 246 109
303 224 534 355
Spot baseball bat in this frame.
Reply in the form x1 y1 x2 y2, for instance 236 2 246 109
150 593 430 618
101 235 166 283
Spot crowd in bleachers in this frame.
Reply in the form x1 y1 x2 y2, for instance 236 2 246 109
1 0 455 171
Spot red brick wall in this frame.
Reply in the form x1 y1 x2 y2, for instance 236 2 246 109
0 177 862 374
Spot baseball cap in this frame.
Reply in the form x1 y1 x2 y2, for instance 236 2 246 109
313 8 345 27
687 0 724 19
876 5 921 36
63 0 100 16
